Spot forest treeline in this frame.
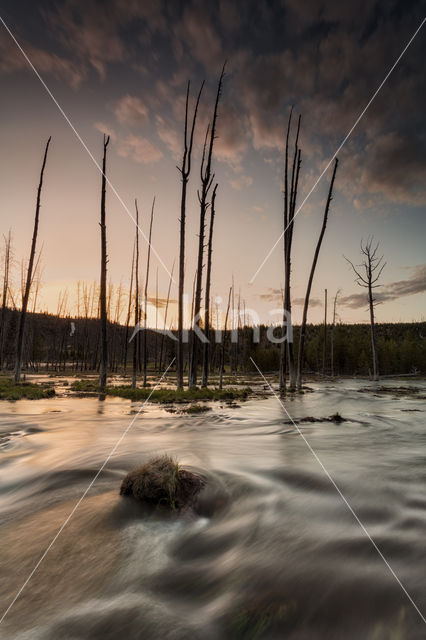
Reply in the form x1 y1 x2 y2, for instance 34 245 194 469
0 307 424 378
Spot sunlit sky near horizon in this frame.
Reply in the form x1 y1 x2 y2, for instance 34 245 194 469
0 0 425 326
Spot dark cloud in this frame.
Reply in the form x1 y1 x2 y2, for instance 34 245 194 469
341 264 426 308
1 0 425 205
258 289 323 308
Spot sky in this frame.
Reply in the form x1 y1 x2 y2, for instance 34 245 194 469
0 0 425 326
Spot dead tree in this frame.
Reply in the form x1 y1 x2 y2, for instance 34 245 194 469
330 288 341 378
190 64 225 388
345 238 385 381
159 260 175 372
123 239 135 375
322 288 327 377
280 110 301 391
219 285 232 390
143 197 155 387
15 137 51 382
99 134 110 388
177 80 204 390
0 230 12 370
132 199 140 389
202 183 218 387
296 158 338 390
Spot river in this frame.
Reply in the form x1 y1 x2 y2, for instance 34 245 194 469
0 379 425 639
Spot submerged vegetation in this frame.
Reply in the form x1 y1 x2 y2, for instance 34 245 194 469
0 377 55 401
70 379 251 403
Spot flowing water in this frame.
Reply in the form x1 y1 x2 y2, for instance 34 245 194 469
0 379 425 639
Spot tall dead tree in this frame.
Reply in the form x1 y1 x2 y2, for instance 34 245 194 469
296 158 338 390
15 137 51 382
189 64 225 388
177 80 204 390
99 134 110 388
132 199 140 389
280 110 301 391
345 238 385 381
202 183 218 387
142 197 155 386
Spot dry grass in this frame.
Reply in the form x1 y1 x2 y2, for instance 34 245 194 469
120 455 202 510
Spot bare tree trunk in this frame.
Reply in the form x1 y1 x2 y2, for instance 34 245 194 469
0 230 12 370
154 268 158 372
159 260 175 372
286 128 301 390
330 289 340 378
177 81 204 390
297 158 338 390
280 111 301 390
369 284 379 380
123 239 135 375
132 200 140 389
322 288 327 377
190 64 225 388
15 137 51 382
99 134 110 388
202 183 218 387
345 238 385 382
143 198 155 387
219 285 232 390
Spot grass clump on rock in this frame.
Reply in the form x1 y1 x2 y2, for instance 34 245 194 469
120 455 203 511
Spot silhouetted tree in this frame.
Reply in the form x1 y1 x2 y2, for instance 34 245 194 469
297 158 338 389
143 197 154 386
345 238 386 380
190 64 225 387
15 137 51 382
0 230 12 370
99 134 110 388
132 199 140 388
202 182 218 387
177 80 204 390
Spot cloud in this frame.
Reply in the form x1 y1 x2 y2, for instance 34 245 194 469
258 288 323 307
292 297 322 308
114 95 149 126
94 122 117 141
147 295 177 309
258 288 282 303
341 265 426 308
359 132 426 205
117 135 163 164
229 175 253 190
43 0 127 79
0 31 83 88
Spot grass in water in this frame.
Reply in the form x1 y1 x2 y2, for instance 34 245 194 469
0 377 56 401
71 379 251 403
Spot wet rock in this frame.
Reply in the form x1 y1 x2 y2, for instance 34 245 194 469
120 455 204 512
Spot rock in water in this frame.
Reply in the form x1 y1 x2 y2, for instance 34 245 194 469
120 455 203 511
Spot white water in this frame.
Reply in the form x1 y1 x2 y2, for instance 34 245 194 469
0 379 425 639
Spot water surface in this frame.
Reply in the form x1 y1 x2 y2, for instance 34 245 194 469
0 379 425 639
